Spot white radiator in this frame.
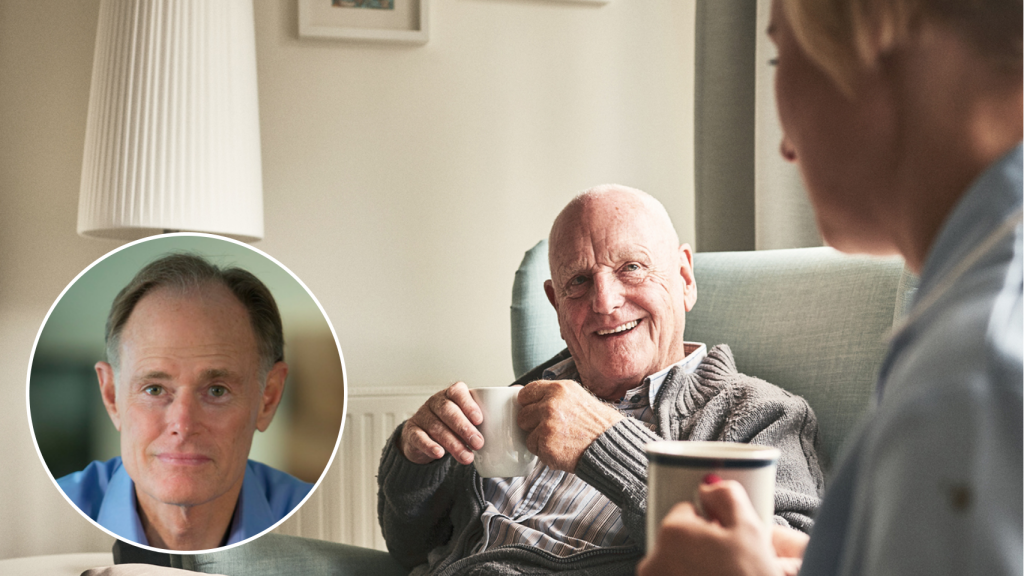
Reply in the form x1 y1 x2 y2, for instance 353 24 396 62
273 386 432 550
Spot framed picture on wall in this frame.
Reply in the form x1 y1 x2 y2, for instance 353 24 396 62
298 0 429 44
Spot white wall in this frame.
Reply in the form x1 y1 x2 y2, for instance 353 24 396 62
0 0 120 558
0 0 696 557
254 0 697 388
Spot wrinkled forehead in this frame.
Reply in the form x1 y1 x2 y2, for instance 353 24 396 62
549 199 675 277
552 242 657 281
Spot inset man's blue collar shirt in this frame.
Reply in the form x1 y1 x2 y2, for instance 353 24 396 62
57 456 313 548
801 144 1023 575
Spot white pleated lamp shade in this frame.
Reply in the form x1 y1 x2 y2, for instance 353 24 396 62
78 0 264 242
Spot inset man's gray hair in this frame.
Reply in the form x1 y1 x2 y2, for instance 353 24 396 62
105 253 284 379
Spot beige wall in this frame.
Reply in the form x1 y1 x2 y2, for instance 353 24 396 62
0 0 696 558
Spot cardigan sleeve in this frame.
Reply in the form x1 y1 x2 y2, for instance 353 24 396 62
671 345 824 532
720 381 824 532
376 423 462 569
680 366 823 531
574 418 662 547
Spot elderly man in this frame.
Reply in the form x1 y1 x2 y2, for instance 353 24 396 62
377 184 824 575
57 253 311 551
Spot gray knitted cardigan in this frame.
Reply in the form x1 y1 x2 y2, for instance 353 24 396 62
377 344 824 576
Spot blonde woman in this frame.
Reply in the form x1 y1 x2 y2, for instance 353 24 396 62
640 1 1022 575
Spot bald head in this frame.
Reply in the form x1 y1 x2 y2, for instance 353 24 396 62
543 184 697 400
549 185 679 266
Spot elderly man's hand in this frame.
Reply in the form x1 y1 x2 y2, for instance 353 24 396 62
400 382 483 465
516 379 624 472
637 480 804 576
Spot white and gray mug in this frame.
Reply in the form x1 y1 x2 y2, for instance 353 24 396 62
645 440 780 553
468 386 538 478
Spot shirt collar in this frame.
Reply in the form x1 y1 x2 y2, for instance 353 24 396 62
542 342 708 405
918 142 1023 299
96 459 148 544
878 143 1022 400
96 459 272 548
228 461 276 545
643 342 707 405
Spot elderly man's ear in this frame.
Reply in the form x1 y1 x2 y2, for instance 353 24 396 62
679 244 698 312
256 362 288 432
544 280 557 310
96 361 121 431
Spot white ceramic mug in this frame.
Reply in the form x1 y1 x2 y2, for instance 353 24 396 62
645 440 780 553
468 386 537 478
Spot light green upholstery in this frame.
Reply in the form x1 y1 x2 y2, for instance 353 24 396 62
510 241 917 472
510 240 564 379
177 534 408 575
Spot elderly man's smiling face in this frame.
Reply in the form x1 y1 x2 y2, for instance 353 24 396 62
97 283 285 515
544 187 697 400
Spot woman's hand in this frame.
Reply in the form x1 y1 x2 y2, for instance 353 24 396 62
638 480 805 576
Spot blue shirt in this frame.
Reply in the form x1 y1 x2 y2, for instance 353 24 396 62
801 145 1023 575
57 456 313 548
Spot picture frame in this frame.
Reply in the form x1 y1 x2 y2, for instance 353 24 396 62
298 0 429 45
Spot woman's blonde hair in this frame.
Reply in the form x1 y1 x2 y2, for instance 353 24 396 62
781 0 1022 94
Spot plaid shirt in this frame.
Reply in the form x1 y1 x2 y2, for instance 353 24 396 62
476 343 707 556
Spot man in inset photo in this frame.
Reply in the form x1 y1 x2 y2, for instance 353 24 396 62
56 253 312 551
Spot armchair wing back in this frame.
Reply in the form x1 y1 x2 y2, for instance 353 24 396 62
510 241 918 473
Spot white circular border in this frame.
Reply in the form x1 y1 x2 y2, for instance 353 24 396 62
25 232 350 555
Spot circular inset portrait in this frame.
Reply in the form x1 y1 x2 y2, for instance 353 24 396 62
27 233 346 553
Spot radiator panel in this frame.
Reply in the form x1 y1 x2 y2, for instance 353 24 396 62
272 387 430 551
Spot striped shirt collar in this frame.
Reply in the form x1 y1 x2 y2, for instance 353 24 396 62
541 342 708 406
